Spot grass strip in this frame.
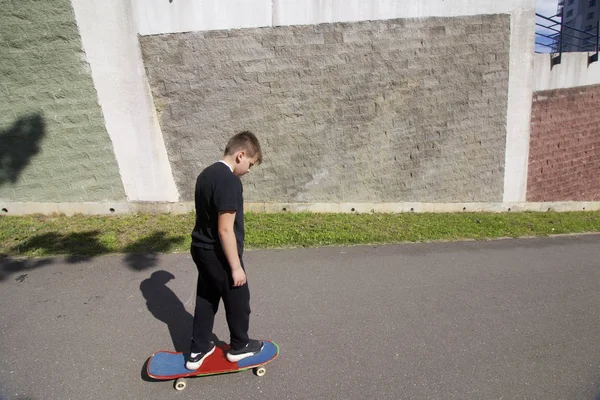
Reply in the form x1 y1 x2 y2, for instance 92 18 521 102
1 211 600 258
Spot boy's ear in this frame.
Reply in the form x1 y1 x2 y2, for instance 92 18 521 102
235 151 245 163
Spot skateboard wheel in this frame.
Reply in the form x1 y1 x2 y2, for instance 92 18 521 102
254 367 266 377
174 378 187 391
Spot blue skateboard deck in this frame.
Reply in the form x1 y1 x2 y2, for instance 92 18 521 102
147 340 279 390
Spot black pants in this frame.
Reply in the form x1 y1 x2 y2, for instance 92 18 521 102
190 245 250 353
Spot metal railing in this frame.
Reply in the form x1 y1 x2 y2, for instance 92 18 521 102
535 9 599 66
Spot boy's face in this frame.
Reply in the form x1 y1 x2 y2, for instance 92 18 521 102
234 151 258 177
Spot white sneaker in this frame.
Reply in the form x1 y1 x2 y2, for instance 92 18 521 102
226 340 264 362
185 344 216 370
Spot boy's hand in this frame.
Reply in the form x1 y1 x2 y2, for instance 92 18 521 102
231 266 247 287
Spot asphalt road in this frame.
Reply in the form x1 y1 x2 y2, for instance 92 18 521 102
0 235 599 400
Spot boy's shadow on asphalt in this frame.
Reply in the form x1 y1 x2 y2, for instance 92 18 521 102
139 270 226 381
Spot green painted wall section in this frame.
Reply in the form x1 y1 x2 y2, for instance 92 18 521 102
0 0 125 202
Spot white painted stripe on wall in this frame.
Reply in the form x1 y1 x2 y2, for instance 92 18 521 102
274 0 523 26
70 0 179 202
132 0 271 36
134 0 531 35
503 5 536 203
534 52 600 91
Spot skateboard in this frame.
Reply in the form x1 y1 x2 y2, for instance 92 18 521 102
147 340 279 391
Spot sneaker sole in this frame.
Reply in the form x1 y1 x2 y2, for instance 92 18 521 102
185 345 216 370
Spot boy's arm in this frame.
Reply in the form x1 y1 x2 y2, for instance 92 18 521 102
217 211 246 287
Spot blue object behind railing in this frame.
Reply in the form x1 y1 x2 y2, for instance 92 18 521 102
535 10 599 66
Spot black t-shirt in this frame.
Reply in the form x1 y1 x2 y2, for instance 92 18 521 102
191 162 244 255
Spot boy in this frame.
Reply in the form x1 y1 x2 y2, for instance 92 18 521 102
186 131 264 370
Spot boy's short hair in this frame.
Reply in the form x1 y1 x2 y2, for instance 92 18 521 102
224 131 263 164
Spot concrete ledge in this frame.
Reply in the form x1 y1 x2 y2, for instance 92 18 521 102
0 202 194 216
246 202 599 213
1 202 598 216
534 52 600 91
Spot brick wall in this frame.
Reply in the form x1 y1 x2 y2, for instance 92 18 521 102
527 85 600 201
140 14 510 203
0 0 125 202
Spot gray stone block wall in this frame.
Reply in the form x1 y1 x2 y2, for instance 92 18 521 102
141 14 510 203
0 0 125 202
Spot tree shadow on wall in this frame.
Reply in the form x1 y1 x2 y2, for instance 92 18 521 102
1 230 186 282
0 113 45 186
